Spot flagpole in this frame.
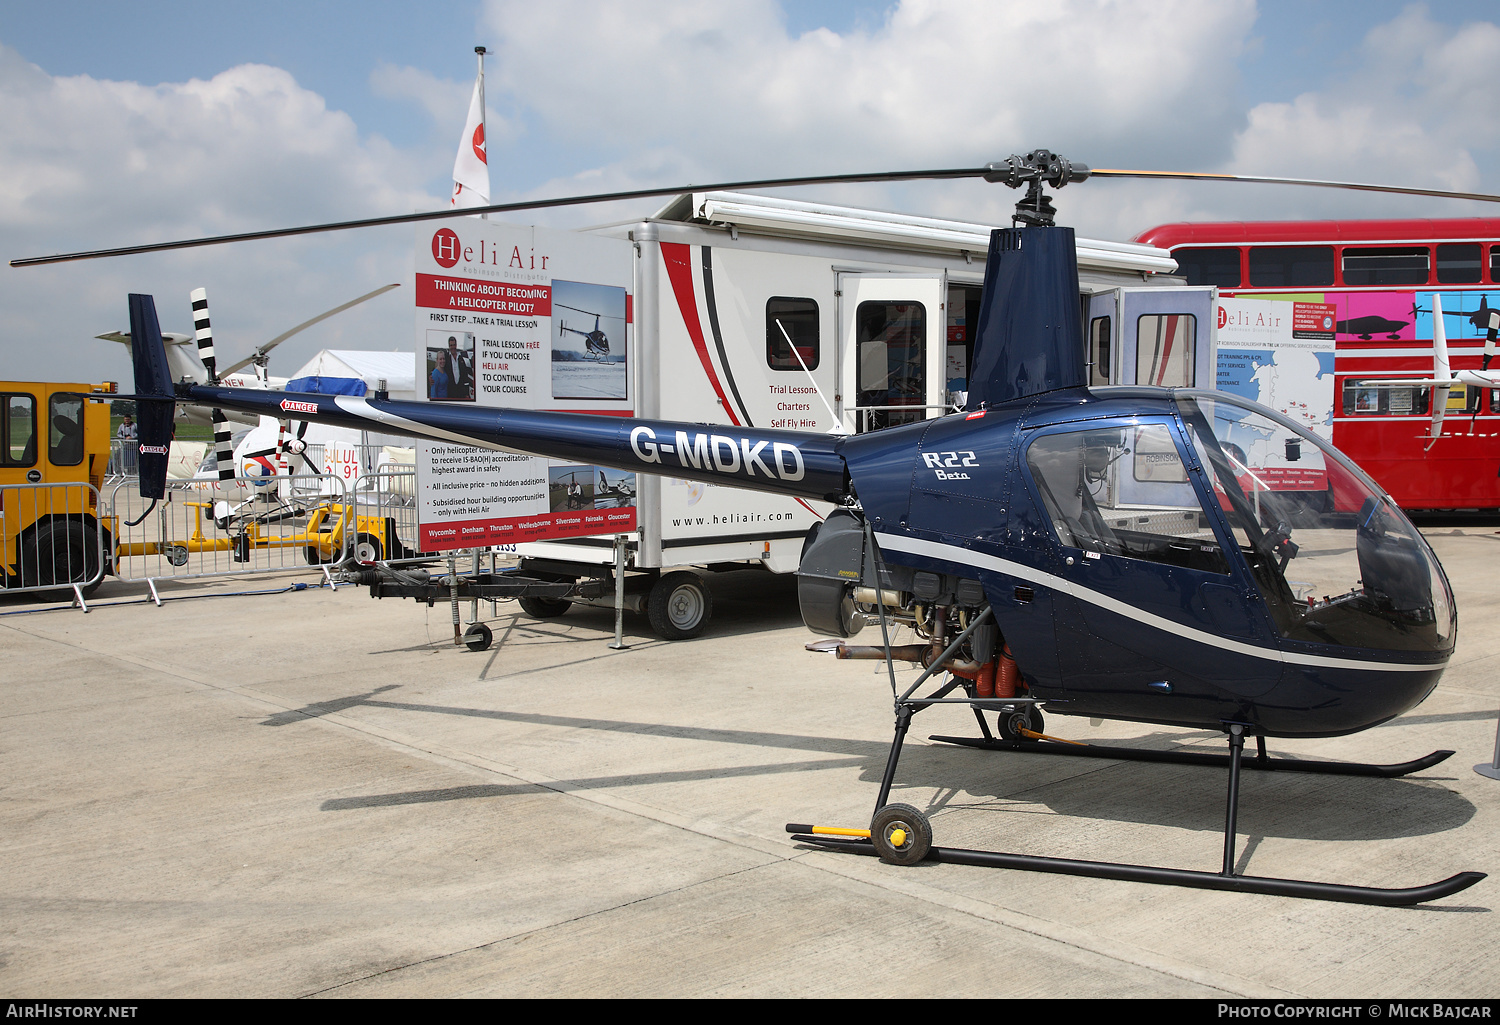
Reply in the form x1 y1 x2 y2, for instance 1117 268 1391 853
476 46 487 220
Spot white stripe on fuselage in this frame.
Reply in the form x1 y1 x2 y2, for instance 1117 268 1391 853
875 532 1445 674
332 396 528 455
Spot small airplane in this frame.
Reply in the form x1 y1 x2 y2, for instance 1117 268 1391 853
1337 314 1408 340
27 149 1499 906
556 304 612 360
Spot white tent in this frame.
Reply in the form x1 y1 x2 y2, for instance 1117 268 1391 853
285 350 416 400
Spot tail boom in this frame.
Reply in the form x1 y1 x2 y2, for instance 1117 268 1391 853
186 384 848 503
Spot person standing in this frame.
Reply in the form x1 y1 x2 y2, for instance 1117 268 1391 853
430 351 451 399
116 414 138 473
446 335 473 400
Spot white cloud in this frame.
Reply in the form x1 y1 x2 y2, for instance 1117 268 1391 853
0 45 440 383
480 0 1257 181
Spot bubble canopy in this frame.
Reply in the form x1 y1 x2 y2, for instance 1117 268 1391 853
1173 390 1455 654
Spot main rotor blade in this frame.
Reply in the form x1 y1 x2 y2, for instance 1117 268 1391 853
1090 168 1500 205
9 167 991 268
218 282 401 377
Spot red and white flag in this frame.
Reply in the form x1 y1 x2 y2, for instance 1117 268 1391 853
451 71 489 208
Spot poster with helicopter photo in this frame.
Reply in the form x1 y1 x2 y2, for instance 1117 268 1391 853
412 219 635 550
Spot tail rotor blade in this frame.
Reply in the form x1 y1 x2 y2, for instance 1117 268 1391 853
213 408 235 481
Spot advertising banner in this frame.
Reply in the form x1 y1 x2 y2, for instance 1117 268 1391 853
413 221 637 551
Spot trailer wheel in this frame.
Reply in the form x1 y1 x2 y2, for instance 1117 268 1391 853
22 520 102 598
518 596 571 619
647 571 712 640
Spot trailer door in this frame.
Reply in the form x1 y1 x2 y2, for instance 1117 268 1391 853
838 274 946 434
1117 286 1216 390
1086 290 1119 387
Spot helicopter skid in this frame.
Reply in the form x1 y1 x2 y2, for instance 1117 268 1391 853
927 735 1455 779
786 833 1485 907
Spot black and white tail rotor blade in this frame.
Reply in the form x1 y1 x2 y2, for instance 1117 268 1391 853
193 286 236 481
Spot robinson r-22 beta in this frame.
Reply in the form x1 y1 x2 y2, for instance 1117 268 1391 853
16 149 1498 906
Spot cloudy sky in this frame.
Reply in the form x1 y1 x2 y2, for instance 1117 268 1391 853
1 0 1496 383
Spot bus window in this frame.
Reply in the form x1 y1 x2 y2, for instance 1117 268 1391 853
1490 245 1500 284
1447 385 1481 415
1436 243 1482 285
1342 246 1430 286
1342 380 1430 416
766 297 819 371
1248 246 1334 287
1089 316 1111 387
1135 314 1196 387
1171 247 1240 287
3 394 37 467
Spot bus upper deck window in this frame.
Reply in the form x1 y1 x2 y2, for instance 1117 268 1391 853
1342 246 1430 287
1248 246 1334 288
1171 247 1240 287
1490 245 1500 284
1436 243 1482 285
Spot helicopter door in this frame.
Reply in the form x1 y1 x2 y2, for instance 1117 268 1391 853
1021 418 1282 721
838 274 945 434
1117 287 1216 390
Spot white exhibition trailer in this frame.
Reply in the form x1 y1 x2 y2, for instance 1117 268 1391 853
515 192 1217 600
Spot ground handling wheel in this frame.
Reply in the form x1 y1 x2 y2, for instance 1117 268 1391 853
646 570 712 640
997 704 1044 744
462 622 493 652
870 803 932 866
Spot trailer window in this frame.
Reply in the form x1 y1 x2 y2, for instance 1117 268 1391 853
1135 314 1196 387
1342 380 1431 416
766 297 819 371
1172 247 1241 287
1436 243 1482 285
4 394 37 467
49 393 85 467
1248 246 1335 288
1342 246 1430 287
855 301 926 431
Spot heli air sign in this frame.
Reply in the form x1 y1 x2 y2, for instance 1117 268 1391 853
413 221 636 551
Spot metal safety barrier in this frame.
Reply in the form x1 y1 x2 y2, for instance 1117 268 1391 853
108 473 355 599
0 481 108 608
347 465 428 566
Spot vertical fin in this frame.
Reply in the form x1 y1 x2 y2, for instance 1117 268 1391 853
1431 294 1451 442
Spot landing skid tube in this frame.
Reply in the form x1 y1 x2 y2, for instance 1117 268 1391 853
928 733 1455 779
787 833 1485 907
792 710 1485 906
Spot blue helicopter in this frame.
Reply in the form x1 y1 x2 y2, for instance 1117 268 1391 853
23 151 1495 906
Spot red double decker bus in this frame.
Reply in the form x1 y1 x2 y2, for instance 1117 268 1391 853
1134 218 1500 510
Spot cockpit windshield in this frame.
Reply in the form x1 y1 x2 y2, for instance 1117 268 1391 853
1176 392 1454 653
